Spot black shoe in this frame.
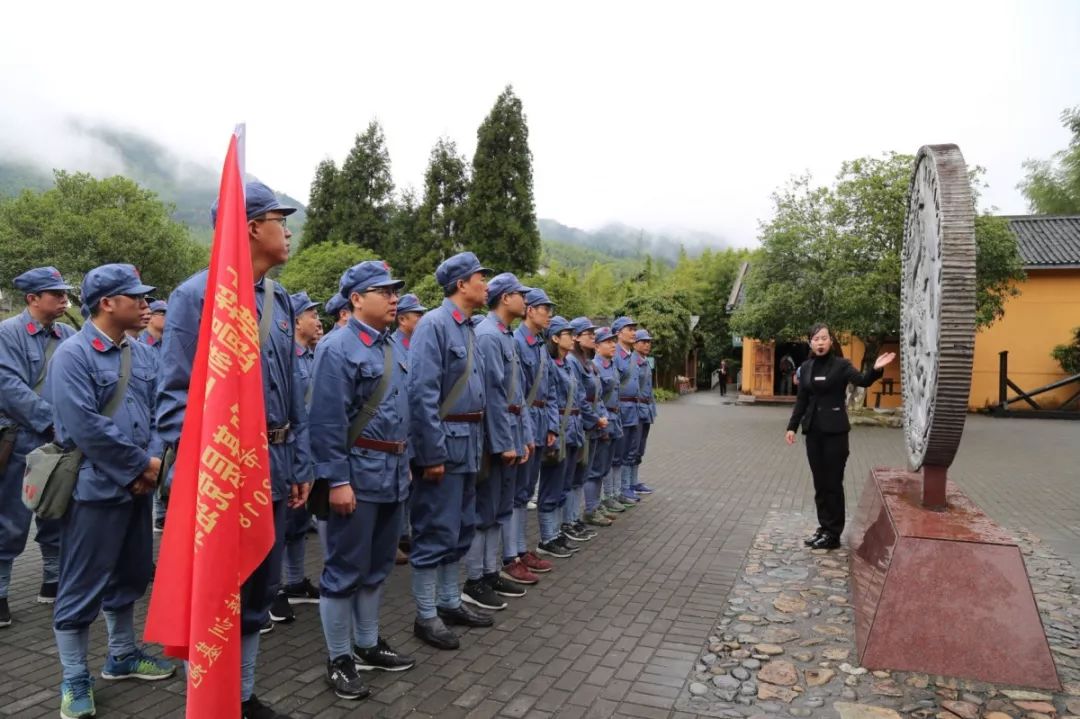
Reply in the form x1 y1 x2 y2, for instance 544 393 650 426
804 528 825 546
809 533 841 550
269 593 295 623
414 617 460 650
354 637 416 672
573 521 597 538
0 597 10 628
485 573 526 598
556 535 581 553
242 693 293 718
259 618 274 635
462 578 507 611
438 603 494 628
561 523 590 542
536 540 572 559
324 656 370 700
153 517 165 534
282 578 320 605
37 581 58 604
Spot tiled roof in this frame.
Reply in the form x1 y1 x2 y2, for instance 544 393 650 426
1004 215 1080 268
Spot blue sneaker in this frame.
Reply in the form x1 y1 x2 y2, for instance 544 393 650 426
60 677 95 719
101 648 176 681
619 493 640 504
633 483 654 495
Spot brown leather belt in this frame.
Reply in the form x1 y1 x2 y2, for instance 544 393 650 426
354 437 407 455
620 397 640 403
531 400 546 408
445 412 484 423
508 405 522 415
605 406 619 412
267 424 291 444
560 409 581 416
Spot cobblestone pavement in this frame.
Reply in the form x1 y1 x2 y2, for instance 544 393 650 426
1 393 1077 718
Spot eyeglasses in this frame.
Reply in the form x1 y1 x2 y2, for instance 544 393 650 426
120 294 148 302
364 287 400 298
254 216 288 227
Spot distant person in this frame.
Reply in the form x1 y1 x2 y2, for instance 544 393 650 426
784 323 895 550
779 353 796 396
718 360 729 396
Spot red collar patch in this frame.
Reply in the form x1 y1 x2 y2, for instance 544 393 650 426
497 322 507 333
91 337 107 352
555 358 564 366
451 309 464 324
525 334 537 346
359 331 373 347
146 335 156 346
402 336 410 349
295 345 304 356
25 322 38 335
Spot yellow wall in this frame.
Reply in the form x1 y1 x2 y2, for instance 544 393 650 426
740 340 755 394
841 337 903 409
969 269 1080 411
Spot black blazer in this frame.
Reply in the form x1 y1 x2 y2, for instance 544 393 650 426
786 354 883 435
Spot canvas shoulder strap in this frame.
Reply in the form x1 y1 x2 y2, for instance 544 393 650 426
506 343 520 404
33 336 59 395
346 343 393 446
258 278 277 351
524 346 547 406
557 369 577 459
619 353 634 390
101 345 132 418
438 326 474 420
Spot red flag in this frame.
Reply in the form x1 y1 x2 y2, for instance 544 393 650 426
145 128 274 718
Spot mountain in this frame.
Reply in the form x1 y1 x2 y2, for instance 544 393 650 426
0 122 307 244
538 218 730 266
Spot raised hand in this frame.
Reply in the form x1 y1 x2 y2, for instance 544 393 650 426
874 352 897 370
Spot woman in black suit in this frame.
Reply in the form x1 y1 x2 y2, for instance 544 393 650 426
784 324 895 550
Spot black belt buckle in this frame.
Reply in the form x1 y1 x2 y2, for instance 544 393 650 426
267 425 291 445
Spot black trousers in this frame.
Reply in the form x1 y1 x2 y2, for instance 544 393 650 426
804 431 849 537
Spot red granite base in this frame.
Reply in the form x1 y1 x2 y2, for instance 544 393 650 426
849 468 1060 690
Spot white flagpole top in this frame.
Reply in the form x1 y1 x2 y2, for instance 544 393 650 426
234 123 247 189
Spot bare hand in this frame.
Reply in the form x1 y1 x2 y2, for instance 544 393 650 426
501 449 517 466
520 444 532 464
874 352 897 370
423 464 445 482
546 432 556 448
598 417 609 429
289 481 312 509
329 484 356 515
141 456 162 484
785 430 796 445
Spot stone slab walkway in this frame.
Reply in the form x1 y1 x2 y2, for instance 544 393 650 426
0 393 1077 718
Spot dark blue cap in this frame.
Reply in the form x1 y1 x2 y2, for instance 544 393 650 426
570 316 598 336
81 264 156 314
397 293 427 315
435 252 492 289
149 300 168 313
634 328 653 342
548 315 571 336
486 272 529 305
290 291 321 316
595 326 615 343
13 266 72 294
612 316 638 333
210 181 297 228
471 314 484 327
524 288 555 308
324 293 348 317
340 260 405 298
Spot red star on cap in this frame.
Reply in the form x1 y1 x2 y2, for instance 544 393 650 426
133 267 141 279
383 261 391 271
50 269 61 279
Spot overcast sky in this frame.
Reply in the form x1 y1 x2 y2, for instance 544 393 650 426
2 0 1077 247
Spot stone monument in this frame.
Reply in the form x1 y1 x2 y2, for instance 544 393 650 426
849 145 1060 689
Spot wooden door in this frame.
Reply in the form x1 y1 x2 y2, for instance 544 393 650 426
753 342 774 396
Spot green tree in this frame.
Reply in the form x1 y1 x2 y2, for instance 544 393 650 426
732 154 1026 364
618 289 694 378
1019 107 1080 214
0 171 206 298
409 274 443 311
462 86 541 274
278 241 376 304
301 158 338 248
522 264 588 320
331 120 396 253
386 187 420 276
409 138 470 284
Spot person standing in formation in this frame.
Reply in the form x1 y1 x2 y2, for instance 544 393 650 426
309 260 416 701
0 267 77 627
564 317 607 538
611 316 642 506
589 326 626 519
158 181 312 719
630 329 656 496
407 252 494 650
390 292 427 565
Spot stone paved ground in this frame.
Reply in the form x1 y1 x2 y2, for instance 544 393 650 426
1 392 1078 718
